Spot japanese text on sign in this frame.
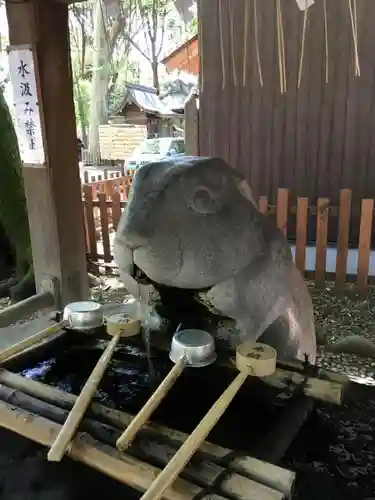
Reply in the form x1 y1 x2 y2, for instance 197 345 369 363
8 46 45 165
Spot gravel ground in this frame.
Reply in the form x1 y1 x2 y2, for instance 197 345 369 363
309 283 375 384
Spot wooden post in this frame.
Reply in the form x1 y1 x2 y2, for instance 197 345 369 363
6 0 88 306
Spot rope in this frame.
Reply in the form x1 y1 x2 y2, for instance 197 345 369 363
348 0 360 76
298 0 308 88
323 0 329 83
276 0 287 94
254 0 264 87
218 0 226 90
229 1 237 86
242 0 249 86
279 0 287 93
276 0 284 94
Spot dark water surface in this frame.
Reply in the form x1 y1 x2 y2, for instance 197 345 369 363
1 335 375 500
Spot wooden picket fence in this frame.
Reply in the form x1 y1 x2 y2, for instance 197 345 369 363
82 176 133 266
82 183 375 296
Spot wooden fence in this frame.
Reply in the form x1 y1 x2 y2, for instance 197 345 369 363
82 168 137 184
82 182 375 296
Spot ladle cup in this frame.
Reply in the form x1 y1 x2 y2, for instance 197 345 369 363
47 311 140 462
116 329 216 451
0 300 103 365
140 341 277 500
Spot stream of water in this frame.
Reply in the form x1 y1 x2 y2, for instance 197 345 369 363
137 284 157 385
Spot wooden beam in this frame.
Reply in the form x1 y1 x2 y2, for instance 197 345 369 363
6 0 88 305
6 1 39 45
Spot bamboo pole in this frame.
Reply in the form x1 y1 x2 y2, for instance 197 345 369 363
0 399 202 500
129 334 347 405
0 384 284 500
0 321 66 364
1 323 348 405
0 369 296 497
47 331 121 462
0 291 54 328
254 0 263 87
116 357 186 451
141 342 277 500
141 371 251 500
250 394 315 464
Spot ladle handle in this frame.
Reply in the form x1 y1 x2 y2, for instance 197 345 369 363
140 369 249 500
116 357 186 451
0 320 67 364
47 331 121 462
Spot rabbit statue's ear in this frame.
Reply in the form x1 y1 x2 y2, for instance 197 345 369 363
234 177 257 205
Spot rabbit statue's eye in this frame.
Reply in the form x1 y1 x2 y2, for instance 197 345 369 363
191 187 219 214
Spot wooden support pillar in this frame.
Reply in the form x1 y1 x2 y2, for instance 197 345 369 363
6 0 88 306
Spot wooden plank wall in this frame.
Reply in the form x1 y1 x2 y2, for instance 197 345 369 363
198 0 375 235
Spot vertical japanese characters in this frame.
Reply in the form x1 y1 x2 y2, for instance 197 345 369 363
8 47 45 165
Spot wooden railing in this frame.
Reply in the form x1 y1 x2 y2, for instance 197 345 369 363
82 185 375 295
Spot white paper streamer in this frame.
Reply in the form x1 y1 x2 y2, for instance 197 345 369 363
296 0 315 11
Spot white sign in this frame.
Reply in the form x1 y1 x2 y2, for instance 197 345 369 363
296 0 315 11
8 46 45 166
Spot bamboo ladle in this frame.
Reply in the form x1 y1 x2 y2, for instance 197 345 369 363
116 328 216 451
47 312 141 462
0 301 104 365
140 341 277 500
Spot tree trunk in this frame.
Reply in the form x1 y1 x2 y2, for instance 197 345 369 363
151 60 160 94
0 91 32 274
75 80 88 145
0 90 34 301
88 0 111 155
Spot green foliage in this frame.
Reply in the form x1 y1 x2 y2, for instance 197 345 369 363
137 0 170 17
108 59 140 113
0 89 32 274
186 16 197 35
73 78 91 134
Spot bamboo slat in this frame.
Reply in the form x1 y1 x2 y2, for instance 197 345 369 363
295 197 308 274
258 196 268 214
0 383 284 500
0 321 65 363
111 192 122 230
0 291 55 329
315 198 329 287
83 185 98 261
276 188 289 236
335 189 352 290
47 332 122 462
138 332 347 405
0 369 296 497
98 192 111 263
0 400 202 500
357 198 374 296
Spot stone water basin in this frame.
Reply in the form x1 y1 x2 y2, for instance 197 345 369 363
0 330 371 500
